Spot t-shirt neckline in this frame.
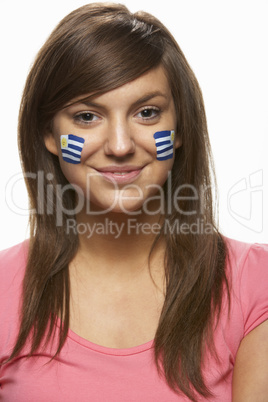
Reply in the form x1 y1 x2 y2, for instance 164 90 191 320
56 319 154 356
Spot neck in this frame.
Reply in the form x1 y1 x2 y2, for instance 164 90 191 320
71 208 165 278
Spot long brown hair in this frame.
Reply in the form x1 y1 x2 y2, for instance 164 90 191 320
8 3 228 400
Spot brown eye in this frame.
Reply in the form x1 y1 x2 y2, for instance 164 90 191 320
137 107 160 120
141 109 155 118
74 112 99 124
79 113 95 121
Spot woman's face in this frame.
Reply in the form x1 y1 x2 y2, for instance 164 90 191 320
45 65 181 215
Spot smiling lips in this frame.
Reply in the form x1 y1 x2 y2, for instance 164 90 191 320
96 165 144 184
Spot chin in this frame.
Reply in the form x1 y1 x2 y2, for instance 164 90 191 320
104 202 144 215
84 197 144 216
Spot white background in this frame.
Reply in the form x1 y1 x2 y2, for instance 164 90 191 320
0 0 267 249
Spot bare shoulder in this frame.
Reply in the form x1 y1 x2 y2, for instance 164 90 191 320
232 320 268 401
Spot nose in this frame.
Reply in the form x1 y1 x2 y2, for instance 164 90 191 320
104 118 135 157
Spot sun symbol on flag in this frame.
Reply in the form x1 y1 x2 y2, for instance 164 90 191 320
61 137 68 148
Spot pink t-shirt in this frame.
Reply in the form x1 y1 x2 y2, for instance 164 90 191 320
0 238 268 401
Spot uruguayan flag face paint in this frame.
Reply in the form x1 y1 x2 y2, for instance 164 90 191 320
60 134 85 164
153 130 175 161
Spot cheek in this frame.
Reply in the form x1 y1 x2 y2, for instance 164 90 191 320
145 158 174 191
58 162 82 185
80 139 102 162
59 134 102 165
57 135 103 190
155 159 174 183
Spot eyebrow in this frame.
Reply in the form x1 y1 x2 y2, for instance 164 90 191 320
130 91 168 109
77 91 168 110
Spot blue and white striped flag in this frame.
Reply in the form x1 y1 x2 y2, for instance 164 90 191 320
153 130 175 161
60 134 85 164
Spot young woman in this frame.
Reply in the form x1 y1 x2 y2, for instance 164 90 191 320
0 3 267 401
